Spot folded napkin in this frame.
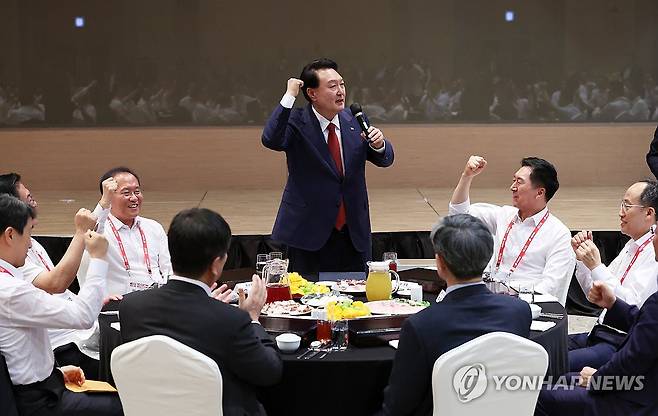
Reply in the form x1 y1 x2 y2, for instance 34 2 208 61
531 320 556 331
388 340 399 349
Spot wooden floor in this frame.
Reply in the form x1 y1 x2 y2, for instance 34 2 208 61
32 186 626 237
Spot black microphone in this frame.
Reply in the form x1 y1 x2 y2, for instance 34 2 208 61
349 103 372 142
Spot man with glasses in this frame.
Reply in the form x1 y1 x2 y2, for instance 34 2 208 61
568 180 658 372
77 167 172 296
449 156 575 301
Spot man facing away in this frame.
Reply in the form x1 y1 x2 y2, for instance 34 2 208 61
449 155 575 302
379 214 532 416
262 58 394 274
119 208 282 416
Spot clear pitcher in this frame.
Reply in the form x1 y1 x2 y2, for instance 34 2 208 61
262 258 291 303
366 261 400 301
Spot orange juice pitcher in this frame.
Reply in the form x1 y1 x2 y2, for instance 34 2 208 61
366 261 400 301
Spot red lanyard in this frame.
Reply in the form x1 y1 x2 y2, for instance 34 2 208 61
495 210 550 275
0 265 14 277
620 235 655 285
32 249 52 271
108 218 152 276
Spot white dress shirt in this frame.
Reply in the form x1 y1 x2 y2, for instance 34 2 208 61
20 238 94 350
168 275 212 296
78 205 172 296
0 258 107 385
449 200 576 298
575 229 658 310
279 94 385 164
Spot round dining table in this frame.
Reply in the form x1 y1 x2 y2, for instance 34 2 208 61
98 297 567 416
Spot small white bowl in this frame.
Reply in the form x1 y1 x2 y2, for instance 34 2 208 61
275 333 301 352
529 303 542 319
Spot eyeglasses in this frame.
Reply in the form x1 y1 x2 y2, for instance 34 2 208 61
120 189 142 198
620 200 646 212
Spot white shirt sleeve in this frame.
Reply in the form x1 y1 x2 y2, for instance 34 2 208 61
157 224 172 280
280 94 295 109
574 261 595 295
0 259 108 330
93 204 110 234
448 200 503 235
20 257 46 283
591 256 658 306
534 231 576 297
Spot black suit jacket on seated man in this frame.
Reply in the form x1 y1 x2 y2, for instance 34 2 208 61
119 279 283 416
380 284 532 416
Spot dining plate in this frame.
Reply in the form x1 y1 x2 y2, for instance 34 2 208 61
333 279 367 293
365 299 429 315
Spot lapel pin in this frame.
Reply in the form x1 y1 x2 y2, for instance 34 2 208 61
350 127 355 131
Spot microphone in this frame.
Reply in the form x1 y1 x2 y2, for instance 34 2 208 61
349 103 372 142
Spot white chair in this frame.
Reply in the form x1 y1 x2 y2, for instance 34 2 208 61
111 335 223 416
432 332 548 416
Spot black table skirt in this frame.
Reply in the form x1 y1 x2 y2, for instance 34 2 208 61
98 300 567 416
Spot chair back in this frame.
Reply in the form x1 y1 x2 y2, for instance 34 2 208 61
432 332 548 416
0 353 19 416
111 335 223 416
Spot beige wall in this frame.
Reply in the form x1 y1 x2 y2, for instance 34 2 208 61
2 123 654 193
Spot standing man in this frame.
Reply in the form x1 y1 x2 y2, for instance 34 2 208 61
449 156 575 302
262 58 394 273
568 180 658 372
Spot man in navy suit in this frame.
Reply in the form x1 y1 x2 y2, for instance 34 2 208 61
262 58 394 273
379 214 532 416
536 274 658 415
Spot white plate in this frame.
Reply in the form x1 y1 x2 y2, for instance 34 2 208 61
365 299 429 315
300 294 352 308
333 280 367 293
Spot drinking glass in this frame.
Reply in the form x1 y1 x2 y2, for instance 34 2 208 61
382 252 398 272
331 319 349 351
256 254 268 278
517 282 535 303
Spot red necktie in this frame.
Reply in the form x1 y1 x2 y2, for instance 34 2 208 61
327 123 346 230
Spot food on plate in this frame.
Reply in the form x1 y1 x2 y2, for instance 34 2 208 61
300 293 352 308
365 298 430 315
326 300 371 320
261 300 312 316
333 279 367 293
289 272 331 297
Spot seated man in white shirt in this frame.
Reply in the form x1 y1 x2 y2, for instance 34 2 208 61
0 172 102 378
449 156 575 302
568 180 658 372
0 195 123 416
78 167 172 297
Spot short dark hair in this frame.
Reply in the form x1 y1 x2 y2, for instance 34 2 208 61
638 180 658 220
0 173 21 198
299 58 338 102
521 157 559 202
168 208 232 278
430 214 493 280
99 167 141 194
0 195 35 236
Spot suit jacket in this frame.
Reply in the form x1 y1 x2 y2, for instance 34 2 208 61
586 292 658 415
119 280 283 416
380 284 532 416
262 103 394 253
645 125 658 179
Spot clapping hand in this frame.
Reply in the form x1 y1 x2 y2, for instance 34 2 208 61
575 240 602 270
579 366 597 387
571 230 593 252
587 281 616 310
239 274 267 321
210 282 234 303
